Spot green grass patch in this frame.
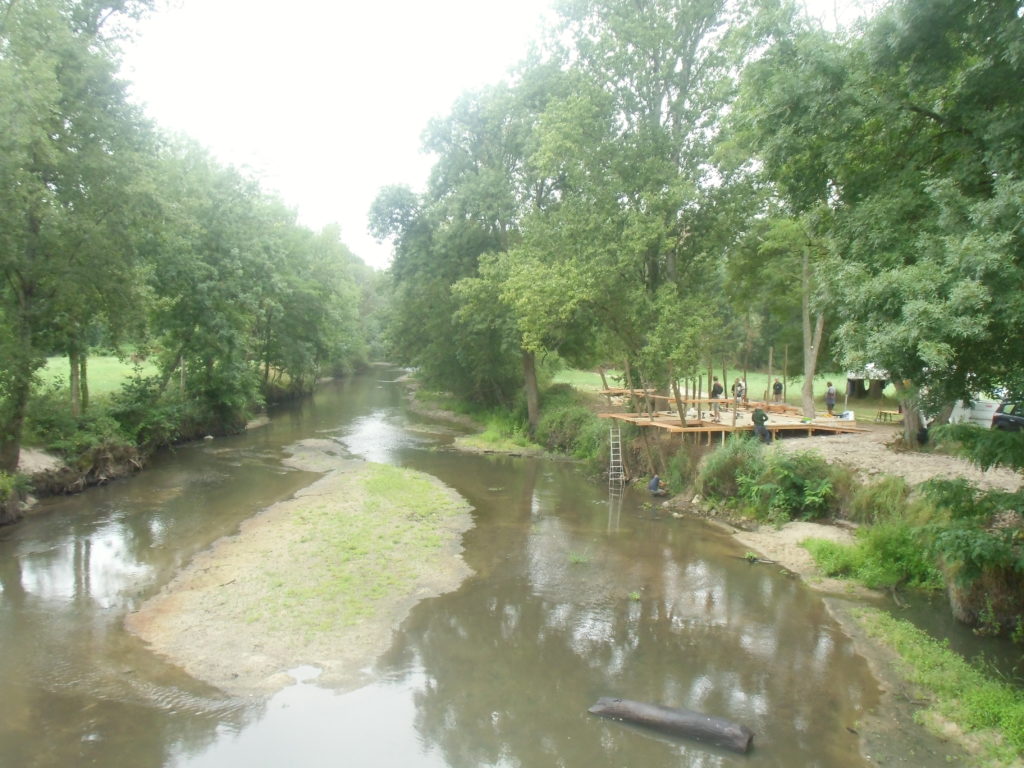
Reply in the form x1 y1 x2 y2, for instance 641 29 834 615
38 355 157 397
803 521 943 590
857 608 1024 765
246 463 472 637
550 368 621 392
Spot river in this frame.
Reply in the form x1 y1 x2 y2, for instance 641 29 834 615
1 370 889 767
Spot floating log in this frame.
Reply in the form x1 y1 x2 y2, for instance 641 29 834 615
588 696 754 754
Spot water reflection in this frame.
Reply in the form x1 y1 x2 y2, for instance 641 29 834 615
0 373 882 767
372 453 875 767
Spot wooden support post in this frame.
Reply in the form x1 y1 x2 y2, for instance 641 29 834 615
598 367 612 407
670 368 687 427
784 345 789 404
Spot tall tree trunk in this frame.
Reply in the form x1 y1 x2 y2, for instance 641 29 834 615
670 368 687 427
623 357 637 412
69 347 81 419
892 379 922 448
598 366 612 407
801 247 825 419
0 291 36 473
522 349 540 437
79 353 89 414
0 370 31 473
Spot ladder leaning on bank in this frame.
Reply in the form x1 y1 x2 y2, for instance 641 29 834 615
608 426 625 491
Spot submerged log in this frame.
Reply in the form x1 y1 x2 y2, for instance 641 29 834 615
588 696 754 754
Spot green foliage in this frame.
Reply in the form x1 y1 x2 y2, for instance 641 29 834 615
534 385 607 462
929 525 1023 585
853 521 943 590
859 608 1024 764
664 443 700 493
107 374 185 450
0 471 31 502
932 423 1024 475
737 448 840 523
858 524 939 589
25 381 132 460
0 3 373 470
697 436 765 500
848 475 912 524
919 478 1024 583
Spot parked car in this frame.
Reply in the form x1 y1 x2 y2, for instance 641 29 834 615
992 401 1024 431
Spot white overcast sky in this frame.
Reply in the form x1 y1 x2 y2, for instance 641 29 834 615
121 0 871 271
121 0 555 270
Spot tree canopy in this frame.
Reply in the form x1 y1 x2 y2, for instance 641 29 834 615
0 0 374 471
373 0 1024 449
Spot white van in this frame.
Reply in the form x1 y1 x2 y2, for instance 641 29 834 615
949 397 1000 428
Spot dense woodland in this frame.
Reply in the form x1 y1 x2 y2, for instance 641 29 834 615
0 0 384 489
373 0 1024 451
2 0 1023 479
3 0 1022 749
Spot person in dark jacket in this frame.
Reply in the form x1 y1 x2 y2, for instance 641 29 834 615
752 408 771 443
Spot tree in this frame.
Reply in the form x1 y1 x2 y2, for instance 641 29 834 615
0 0 154 471
732 0 1024 443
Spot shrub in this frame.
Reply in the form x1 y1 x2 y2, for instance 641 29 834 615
665 442 702 492
804 523 943 590
479 409 529 446
849 475 911 524
0 471 30 501
25 380 135 461
535 385 606 462
697 436 765 500
108 374 186 449
737 449 840 522
856 521 943 590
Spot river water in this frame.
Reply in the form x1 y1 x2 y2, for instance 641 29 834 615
1 371 884 767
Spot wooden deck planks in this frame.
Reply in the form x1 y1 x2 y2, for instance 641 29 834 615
596 411 867 436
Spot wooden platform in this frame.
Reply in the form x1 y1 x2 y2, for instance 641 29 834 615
596 388 866 443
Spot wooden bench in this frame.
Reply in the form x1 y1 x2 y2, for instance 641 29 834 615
874 409 902 423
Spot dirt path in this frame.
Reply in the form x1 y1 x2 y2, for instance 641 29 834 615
775 422 1021 491
125 439 474 697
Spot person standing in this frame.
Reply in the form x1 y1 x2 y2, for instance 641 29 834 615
825 381 837 415
710 376 724 421
732 377 745 404
772 378 783 403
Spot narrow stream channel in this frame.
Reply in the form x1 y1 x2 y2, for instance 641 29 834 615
1 370 885 767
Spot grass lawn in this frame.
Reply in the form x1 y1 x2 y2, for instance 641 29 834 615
38 355 157 397
552 367 902 422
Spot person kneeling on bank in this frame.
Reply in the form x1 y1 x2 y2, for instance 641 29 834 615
648 474 667 496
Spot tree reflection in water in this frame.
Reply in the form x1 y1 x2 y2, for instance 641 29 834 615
376 454 876 767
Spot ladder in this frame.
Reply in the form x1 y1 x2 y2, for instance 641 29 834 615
608 426 625 491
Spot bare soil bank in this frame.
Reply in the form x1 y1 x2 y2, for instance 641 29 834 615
125 439 474 697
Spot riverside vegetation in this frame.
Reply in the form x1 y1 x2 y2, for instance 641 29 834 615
427 367 1023 766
